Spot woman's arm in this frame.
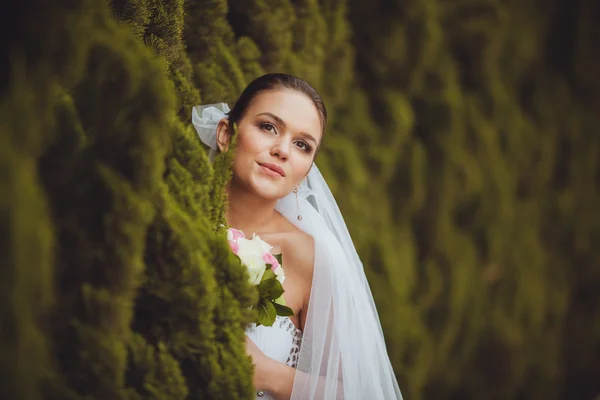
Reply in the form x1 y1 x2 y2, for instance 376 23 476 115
246 337 295 399
260 358 296 399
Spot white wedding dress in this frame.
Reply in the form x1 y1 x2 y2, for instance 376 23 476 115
246 316 303 399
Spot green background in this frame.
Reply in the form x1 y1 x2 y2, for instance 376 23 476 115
2 0 599 399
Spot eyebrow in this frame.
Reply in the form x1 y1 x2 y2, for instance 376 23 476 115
256 112 318 145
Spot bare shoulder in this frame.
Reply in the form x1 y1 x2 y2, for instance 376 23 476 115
270 213 314 329
274 213 315 278
283 230 315 275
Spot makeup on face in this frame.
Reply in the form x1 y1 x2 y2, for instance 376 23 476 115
258 162 286 178
255 112 318 155
231 89 323 199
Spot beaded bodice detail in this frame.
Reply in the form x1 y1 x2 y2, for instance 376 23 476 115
276 316 302 368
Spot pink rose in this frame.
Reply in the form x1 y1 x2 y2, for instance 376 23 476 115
263 252 280 271
228 228 245 242
264 252 285 284
227 228 245 254
228 240 239 254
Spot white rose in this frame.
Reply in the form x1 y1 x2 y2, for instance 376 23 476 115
237 237 269 285
249 233 272 253
273 265 285 284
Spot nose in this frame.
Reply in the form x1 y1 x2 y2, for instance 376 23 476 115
270 137 290 160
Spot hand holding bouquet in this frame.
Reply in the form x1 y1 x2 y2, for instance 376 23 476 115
227 228 294 326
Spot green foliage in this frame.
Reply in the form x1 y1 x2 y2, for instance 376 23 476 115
0 74 56 400
111 0 185 65
229 0 295 71
255 267 294 326
2 0 254 399
257 299 277 327
346 1 600 399
36 9 176 398
235 36 265 82
124 334 189 400
2 0 599 399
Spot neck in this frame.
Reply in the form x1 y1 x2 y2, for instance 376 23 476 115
226 181 278 235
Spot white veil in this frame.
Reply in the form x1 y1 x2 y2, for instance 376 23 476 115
193 104 403 400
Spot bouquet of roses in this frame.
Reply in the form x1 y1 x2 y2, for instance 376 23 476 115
227 228 295 327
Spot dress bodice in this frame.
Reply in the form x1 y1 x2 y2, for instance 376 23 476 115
245 316 303 399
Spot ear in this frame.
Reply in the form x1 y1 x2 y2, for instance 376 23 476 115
215 118 231 153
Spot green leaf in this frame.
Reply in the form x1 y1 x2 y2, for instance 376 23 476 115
273 302 294 317
257 299 277 326
274 253 283 266
262 268 276 281
258 277 284 300
274 294 286 306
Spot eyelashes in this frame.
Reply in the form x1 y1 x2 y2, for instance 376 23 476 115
258 122 313 153
295 141 312 152
260 122 276 133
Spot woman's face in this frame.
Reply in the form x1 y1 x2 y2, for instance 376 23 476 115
228 88 323 200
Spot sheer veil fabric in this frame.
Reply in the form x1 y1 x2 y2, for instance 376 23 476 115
193 104 403 399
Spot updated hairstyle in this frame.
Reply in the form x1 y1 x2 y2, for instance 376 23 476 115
228 73 327 136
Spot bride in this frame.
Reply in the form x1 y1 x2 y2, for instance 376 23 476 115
192 73 402 400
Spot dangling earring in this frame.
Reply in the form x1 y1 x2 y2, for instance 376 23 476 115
293 187 302 220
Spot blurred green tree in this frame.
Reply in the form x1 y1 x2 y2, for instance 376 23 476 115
1 0 599 399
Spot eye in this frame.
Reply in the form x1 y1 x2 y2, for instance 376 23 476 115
294 140 312 153
260 122 276 133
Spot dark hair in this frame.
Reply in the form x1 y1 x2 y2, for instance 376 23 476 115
228 73 327 137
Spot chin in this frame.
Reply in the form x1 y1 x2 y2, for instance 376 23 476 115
255 186 287 201
251 178 289 200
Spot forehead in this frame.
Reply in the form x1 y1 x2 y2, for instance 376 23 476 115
245 89 323 142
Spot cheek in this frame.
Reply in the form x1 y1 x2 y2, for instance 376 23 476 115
237 127 268 156
231 130 266 177
291 158 313 181
233 133 258 166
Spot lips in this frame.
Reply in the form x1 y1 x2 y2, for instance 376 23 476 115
258 162 286 177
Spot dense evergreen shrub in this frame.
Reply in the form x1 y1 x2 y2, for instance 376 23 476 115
1 0 598 399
